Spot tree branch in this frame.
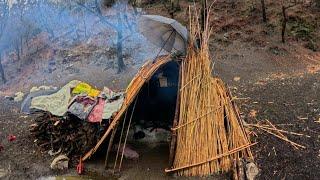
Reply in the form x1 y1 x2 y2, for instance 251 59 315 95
95 0 102 15
284 0 301 10
76 2 117 30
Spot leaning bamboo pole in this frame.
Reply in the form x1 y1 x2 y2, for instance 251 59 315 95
167 6 253 176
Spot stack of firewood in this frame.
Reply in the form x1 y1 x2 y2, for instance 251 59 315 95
30 112 106 159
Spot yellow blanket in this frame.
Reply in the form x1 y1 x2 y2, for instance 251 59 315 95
72 82 100 98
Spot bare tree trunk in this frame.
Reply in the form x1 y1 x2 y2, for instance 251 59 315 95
171 0 180 10
103 0 115 7
0 53 6 83
130 0 142 7
261 0 267 22
281 5 287 43
83 19 88 39
116 11 125 73
16 45 21 61
281 1 300 43
201 0 208 32
169 1 175 18
163 0 181 19
117 29 125 73
231 0 236 8
316 0 320 8
20 37 23 58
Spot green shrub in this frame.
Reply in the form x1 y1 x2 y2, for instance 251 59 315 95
288 17 315 40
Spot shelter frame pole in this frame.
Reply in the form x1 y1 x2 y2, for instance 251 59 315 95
113 110 129 173
168 60 182 169
153 31 175 63
118 97 139 172
105 123 118 169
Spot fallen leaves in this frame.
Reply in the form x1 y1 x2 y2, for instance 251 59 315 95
233 76 241 81
297 117 308 120
314 118 320 123
249 110 258 118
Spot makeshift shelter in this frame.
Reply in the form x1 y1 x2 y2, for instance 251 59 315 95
79 51 253 177
80 11 254 177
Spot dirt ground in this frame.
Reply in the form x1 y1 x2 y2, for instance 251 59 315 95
240 73 320 180
1 1 320 180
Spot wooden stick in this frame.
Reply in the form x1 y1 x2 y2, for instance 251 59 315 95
249 121 303 149
248 124 310 137
104 124 118 169
118 97 139 172
226 86 253 151
265 119 286 138
258 127 305 149
168 63 182 168
165 143 257 173
113 110 129 173
171 106 222 131
179 73 202 91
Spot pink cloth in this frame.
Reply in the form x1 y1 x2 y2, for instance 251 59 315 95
113 144 139 160
88 98 105 123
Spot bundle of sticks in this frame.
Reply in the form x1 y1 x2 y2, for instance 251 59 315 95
167 7 254 176
30 112 105 160
247 119 307 149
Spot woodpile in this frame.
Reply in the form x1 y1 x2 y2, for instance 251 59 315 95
30 112 105 159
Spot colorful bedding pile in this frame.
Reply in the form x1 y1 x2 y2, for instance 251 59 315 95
23 80 124 123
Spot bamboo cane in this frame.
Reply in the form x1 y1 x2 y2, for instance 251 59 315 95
113 110 129 173
118 97 139 171
168 62 182 168
166 143 257 173
105 124 118 169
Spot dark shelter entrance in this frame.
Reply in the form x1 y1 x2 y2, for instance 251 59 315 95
132 61 179 131
100 60 181 172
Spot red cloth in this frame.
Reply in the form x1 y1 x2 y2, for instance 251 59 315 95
8 135 16 142
87 98 105 123
77 158 84 175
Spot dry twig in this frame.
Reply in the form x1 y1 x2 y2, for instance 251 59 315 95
247 120 306 149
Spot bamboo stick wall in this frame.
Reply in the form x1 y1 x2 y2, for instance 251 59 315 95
167 7 253 176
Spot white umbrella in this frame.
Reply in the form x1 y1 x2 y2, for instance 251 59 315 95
138 15 188 55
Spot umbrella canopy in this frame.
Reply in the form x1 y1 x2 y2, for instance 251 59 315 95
138 15 188 54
